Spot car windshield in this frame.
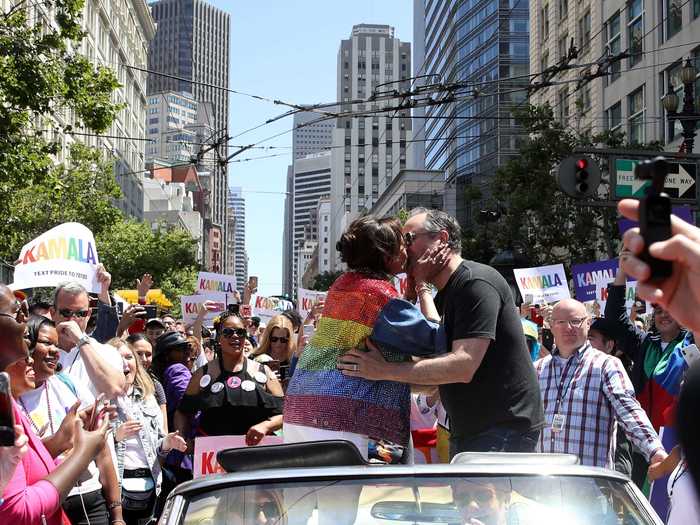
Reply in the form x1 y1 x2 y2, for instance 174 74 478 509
179 474 655 525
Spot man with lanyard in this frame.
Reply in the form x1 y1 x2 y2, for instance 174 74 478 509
534 298 667 470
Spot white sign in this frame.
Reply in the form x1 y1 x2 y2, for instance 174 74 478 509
11 223 101 292
251 294 295 323
297 288 326 319
595 280 647 314
197 271 237 295
193 435 283 478
513 264 570 305
180 292 227 324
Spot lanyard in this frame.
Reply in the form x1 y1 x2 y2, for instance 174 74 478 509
552 353 582 413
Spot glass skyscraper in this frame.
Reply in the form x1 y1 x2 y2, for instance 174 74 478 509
416 0 530 227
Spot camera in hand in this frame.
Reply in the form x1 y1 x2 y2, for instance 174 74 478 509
635 157 673 280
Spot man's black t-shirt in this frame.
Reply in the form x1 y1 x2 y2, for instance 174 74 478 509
434 260 544 439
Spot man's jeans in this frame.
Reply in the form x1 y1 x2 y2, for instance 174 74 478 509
449 425 540 460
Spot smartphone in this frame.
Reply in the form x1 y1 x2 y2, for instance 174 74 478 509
0 372 15 446
227 303 240 315
682 344 700 367
116 302 124 316
144 305 158 319
266 360 281 373
88 393 105 431
240 304 252 317
541 329 554 352
248 276 258 290
303 324 315 339
279 364 290 381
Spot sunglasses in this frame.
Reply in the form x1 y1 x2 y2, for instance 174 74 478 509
403 230 435 247
221 327 248 339
270 336 289 344
58 308 90 319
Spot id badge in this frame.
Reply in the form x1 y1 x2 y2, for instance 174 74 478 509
552 413 566 433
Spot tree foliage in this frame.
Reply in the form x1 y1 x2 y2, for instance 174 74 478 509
0 0 123 258
310 270 343 291
462 104 663 271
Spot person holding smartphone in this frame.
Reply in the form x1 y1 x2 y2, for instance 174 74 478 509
0 284 112 525
250 315 297 384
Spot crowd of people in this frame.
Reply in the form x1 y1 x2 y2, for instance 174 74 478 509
0 201 699 524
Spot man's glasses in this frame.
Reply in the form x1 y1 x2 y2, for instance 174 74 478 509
270 336 289 344
57 308 90 319
403 231 436 247
551 318 588 329
221 327 248 339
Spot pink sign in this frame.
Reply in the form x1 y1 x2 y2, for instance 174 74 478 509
193 435 284 478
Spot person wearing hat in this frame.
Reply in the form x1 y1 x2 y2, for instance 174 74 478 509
144 318 166 348
587 317 634 477
152 331 197 487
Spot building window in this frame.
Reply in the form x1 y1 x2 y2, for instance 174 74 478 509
695 0 700 18
607 101 622 131
540 4 550 42
558 33 568 61
540 50 549 73
579 85 592 112
605 12 621 83
628 0 644 66
628 86 645 144
578 10 591 53
558 0 568 19
666 0 683 39
557 88 569 122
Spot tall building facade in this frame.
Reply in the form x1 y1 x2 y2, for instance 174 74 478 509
32 0 156 219
292 153 332 294
148 0 230 270
293 111 336 160
530 1 700 153
329 24 412 269
282 166 295 296
416 0 530 227
228 187 248 290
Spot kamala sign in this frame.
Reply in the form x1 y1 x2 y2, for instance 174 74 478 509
513 264 570 305
11 223 101 292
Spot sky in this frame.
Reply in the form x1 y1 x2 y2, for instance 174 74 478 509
209 0 413 297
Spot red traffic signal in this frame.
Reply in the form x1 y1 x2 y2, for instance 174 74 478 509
557 155 601 198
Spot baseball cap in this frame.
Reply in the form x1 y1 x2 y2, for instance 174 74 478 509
145 318 166 329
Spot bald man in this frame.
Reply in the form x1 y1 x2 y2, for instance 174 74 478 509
534 298 667 470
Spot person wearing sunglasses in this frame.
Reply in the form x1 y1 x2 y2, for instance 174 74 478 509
175 311 283 449
250 314 297 382
0 285 113 525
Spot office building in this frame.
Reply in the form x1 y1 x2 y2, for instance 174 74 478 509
329 24 412 269
282 165 295 296
148 0 230 269
293 111 335 160
228 187 248 290
370 169 445 218
415 0 530 227
292 152 332 294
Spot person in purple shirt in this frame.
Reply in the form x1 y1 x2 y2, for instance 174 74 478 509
152 331 197 487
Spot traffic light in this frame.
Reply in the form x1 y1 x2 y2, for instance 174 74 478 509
557 155 601 198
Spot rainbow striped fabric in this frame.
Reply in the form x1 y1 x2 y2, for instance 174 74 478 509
284 272 411 445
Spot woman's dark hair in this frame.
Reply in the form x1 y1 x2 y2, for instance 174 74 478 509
26 315 55 351
125 333 149 345
335 215 403 274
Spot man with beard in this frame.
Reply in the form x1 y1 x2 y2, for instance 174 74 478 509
341 208 544 459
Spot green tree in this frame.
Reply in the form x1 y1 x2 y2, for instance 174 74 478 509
463 104 662 271
0 0 123 258
311 270 343 291
96 220 200 313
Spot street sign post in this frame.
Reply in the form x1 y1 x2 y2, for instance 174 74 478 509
614 158 697 202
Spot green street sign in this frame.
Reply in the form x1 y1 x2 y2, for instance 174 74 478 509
614 158 697 201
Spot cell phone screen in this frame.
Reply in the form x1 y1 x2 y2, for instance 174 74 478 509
0 372 16 446
144 305 157 319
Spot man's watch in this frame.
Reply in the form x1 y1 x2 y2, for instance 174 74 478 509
77 333 92 349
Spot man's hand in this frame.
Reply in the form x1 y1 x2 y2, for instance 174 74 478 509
56 320 84 348
136 273 153 300
96 264 112 305
618 198 700 332
410 243 451 284
647 450 670 480
118 305 146 330
337 338 392 381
